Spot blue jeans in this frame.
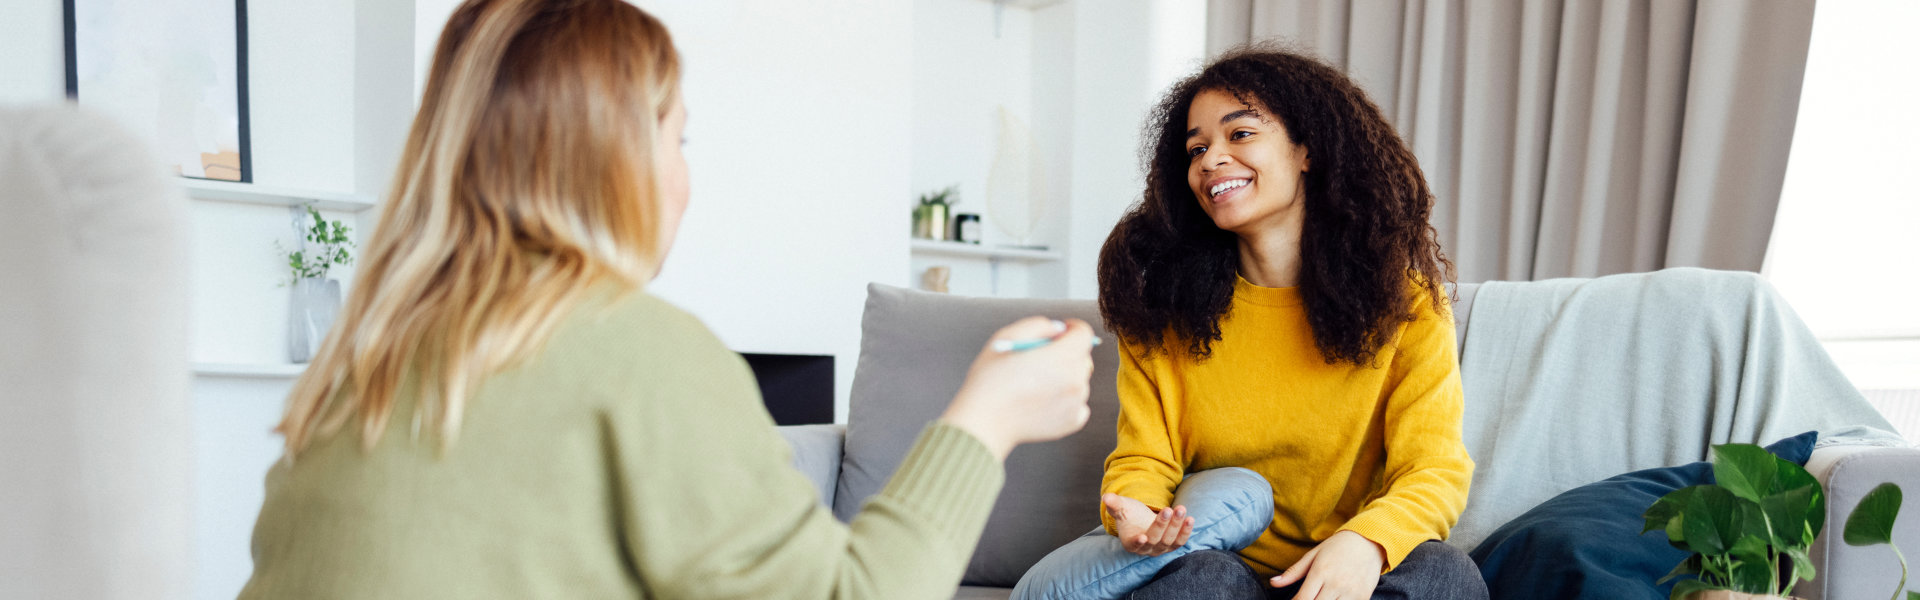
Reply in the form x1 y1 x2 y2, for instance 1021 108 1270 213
1127 543 1488 600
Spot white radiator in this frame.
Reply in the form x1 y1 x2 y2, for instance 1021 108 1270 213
1863 389 1920 441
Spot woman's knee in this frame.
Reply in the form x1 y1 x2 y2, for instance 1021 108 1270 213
1375 542 1488 600
1158 550 1253 581
1128 550 1264 600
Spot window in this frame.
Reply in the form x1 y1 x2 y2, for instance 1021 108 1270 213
1763 0 1920 438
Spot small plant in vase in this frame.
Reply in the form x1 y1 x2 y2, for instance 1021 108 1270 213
278 206 354 363
1642 442 1915 600
913 185 958 240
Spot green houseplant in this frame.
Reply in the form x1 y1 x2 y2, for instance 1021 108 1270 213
278 206 355 363
1643 443 1916 600
281 206 354 280
1843 483 1918 600
913 185 958 240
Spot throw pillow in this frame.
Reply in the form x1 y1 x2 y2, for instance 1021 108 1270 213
1469 431 1819 600
1011 468 1274 600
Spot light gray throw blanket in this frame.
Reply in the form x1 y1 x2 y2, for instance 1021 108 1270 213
1448 268 1905 551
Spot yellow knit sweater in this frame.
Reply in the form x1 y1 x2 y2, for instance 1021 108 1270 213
1100 276 1473 576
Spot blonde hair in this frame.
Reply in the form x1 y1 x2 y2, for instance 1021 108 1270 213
277 0 680 457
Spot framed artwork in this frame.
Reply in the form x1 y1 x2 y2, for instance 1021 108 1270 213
64 0 252 182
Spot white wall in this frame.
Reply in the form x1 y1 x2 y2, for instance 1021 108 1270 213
191 0 366 596
0 0 64 104
907 0 1043 298
906 0 1204 302
1049 0 1207 300
634 0 914 420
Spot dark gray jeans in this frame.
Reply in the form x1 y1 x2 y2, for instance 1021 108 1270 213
1127 542 1488 600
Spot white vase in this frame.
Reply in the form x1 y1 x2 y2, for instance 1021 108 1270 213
288 277 342 364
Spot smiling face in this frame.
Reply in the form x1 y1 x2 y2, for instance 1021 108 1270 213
1184 89 1311 236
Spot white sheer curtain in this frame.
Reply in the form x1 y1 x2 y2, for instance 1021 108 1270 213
1208 0 1816 282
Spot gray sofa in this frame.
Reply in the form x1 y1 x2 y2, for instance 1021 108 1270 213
778 280 1918 600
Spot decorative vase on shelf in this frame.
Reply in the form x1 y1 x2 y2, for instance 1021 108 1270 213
913 203 949 240
288 277 342 364
280 205 355 364
913 185 958 240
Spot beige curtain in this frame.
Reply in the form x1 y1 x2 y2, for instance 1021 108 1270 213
1208 0 1815 282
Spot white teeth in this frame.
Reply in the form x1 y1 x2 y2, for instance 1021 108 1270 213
1210 179 1249 197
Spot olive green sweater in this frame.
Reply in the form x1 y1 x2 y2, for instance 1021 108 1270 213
240 288 1003 599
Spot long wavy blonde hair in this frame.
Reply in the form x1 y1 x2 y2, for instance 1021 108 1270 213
278 0 680 457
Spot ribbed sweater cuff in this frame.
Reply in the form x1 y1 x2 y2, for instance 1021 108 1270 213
877 423 1006 545
1339 506 1432 572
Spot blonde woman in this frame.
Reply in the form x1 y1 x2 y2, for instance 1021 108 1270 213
238 0 1096 597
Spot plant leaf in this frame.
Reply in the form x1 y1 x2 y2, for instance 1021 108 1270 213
1726 542 1774 593
1666 512 1691 550
1684 486 1744 555
1843 482 1903 546
1761 484 1818 548
1782 546 1815 583
1714 443 1779 503
1775 456 1818 493
1648 486 1704 534
1775 456 1827 540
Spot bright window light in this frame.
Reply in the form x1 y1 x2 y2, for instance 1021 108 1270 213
1764 0 1920 437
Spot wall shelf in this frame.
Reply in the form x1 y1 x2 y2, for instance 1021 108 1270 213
910 239 1061 262
181 178 377 212
192 362 306 379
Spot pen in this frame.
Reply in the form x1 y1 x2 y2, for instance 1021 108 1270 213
991 333 1105 353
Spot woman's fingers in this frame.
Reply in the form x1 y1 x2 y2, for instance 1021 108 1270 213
1291 579 1325 600
1271 546 1316 587
1153 508 1185 549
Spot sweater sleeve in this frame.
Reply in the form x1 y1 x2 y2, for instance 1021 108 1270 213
1336 299 1475 571
1099 338 1185 535
607 308 1003 599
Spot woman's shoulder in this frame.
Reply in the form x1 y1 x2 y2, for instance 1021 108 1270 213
546 283 739 373
1400 276 1454 322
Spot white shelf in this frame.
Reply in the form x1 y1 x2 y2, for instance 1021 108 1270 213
910 239 1062 262
192 362 306 379
180 178 377 212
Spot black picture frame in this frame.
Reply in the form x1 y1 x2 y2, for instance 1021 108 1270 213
63 0 252 183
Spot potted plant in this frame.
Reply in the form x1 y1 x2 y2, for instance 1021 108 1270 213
279 206 354 363
913 185 958 240
1643 443 1916 600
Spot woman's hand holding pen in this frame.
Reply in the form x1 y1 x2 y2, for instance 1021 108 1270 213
940 317 1098 461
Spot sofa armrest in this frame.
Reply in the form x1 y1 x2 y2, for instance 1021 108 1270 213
1795 444 1920 600
778 424 846 508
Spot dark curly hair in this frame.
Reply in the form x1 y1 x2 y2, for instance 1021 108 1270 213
1097 45 1453 366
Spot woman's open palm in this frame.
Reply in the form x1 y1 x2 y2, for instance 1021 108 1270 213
1102 493 1193 556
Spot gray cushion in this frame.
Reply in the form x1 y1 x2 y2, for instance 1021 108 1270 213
776 424 845 507
953 585 1014 600
836 284 1121 587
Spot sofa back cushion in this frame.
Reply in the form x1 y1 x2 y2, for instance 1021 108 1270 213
836 284 1122 587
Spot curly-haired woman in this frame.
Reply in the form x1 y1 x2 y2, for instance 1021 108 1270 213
1095 46 1486 600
